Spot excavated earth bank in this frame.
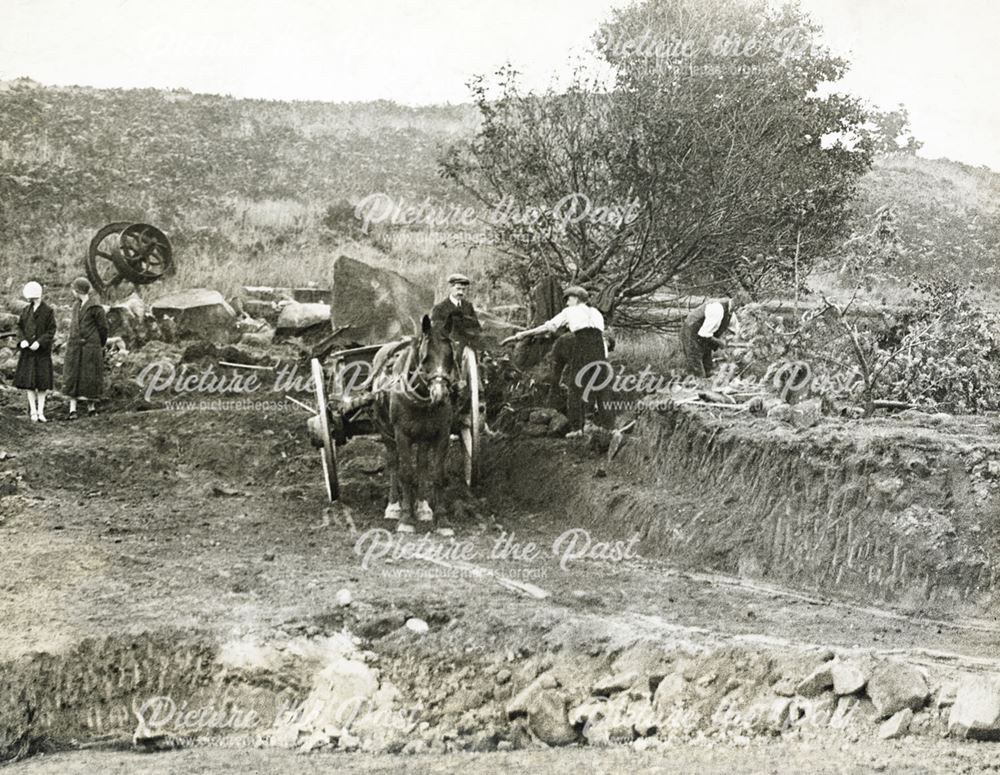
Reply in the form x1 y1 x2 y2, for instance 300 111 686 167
512 403 1000 614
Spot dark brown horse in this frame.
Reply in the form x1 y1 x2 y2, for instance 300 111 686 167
372 315 455 534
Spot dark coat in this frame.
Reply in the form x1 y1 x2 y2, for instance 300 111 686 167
430 297 482 350
63 296 108 399
13 300 56 391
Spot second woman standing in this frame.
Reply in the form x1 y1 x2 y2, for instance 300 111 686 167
63 276 108 419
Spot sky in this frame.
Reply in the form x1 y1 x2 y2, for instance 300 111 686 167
0 0 997 170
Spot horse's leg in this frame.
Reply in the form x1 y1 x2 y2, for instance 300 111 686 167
383 435 401 521
430 429 452 535
396 430 417 532
415 439 434 523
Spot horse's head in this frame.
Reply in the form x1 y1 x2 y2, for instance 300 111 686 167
414 314 454 405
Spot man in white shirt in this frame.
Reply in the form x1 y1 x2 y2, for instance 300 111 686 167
679 295 742 378
503 286 610 436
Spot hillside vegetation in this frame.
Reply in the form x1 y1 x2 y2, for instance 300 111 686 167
0 79 997 306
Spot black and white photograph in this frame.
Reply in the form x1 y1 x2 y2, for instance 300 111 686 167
1 0 999 771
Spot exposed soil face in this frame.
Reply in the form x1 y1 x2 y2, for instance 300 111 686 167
1 396 1000 769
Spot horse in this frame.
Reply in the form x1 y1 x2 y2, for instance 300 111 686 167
371 314 456 534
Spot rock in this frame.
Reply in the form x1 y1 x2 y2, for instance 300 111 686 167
767 404 793 423
527 690 577 746
335 589 352 607
529 408 559 425
593 671 639 697
150 288 237 342
878 708 913 739
343 455 384 475
790 397 822 429
404 618 429 635
548 412 570 437
275 302 332 338
0 311 18 331
506 673 557 719
795 663 834 698
652 673 687 713
867 662 929 718
751 697 792 735
831 660 869 696
948 675 1000 740
239 329 274 347
330 255 434 346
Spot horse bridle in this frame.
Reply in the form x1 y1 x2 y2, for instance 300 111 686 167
397 338 453 405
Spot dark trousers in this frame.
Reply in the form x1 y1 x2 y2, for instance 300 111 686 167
680 325 716 378
563 328 611 431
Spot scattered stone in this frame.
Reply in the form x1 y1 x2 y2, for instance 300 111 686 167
275 302 331 339
795 663 834 698
831 660 869 696
867 662 929 718
948 675 1000 740
506 673 557 719
878 708 913 739
150 288 237 342
593 671 639 697
405 618 429 635
527 690 577 746
335 589 352 607
652 673 687 713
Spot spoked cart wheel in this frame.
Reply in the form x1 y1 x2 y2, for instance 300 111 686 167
460 346 481 488
85 222 173 296
311 358 340 502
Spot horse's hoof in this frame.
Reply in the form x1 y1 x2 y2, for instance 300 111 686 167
384 502 402 521
396 522 415 534
416 501 433 522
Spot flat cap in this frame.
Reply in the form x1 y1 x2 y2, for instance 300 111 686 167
562 285 589 301
447 273 471 285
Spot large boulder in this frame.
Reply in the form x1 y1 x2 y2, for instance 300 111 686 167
949 675 1000 740
275 302 332 341
150 289 237 343
867 662 929 718
330 256 433 346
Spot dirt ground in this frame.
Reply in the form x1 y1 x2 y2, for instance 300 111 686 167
2 399 1000 770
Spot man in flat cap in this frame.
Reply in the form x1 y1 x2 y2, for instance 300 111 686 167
431 273 483 356
503 285 610 436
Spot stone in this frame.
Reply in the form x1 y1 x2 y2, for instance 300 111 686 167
330 255 434 346
335 589 352 607
652 673 687 713
878 708 913 739
150 288 237 342
795 663 834 698
948 675 1000 740
548 412 570 437
867 662 929 718
275 302 331 338
767 404 793 423
404 618 429 635
831 660 869 696
527 690 578 746
756 697 792 735
506 673 556 719
593 671 639 697
790 397 822 429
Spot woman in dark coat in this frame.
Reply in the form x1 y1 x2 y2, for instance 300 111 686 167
63 276 108 419
14 281 56 422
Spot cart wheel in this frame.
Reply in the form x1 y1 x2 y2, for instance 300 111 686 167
459 346 481 488
311 358 339 501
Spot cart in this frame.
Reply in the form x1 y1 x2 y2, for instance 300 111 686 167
308 342 481 502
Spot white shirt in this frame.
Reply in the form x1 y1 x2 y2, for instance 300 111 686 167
543 304 605 333
697 301 739 338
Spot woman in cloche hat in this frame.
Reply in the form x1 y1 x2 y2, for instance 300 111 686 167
13 280 56 422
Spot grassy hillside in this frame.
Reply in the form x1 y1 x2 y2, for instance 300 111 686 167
1 78 997 309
